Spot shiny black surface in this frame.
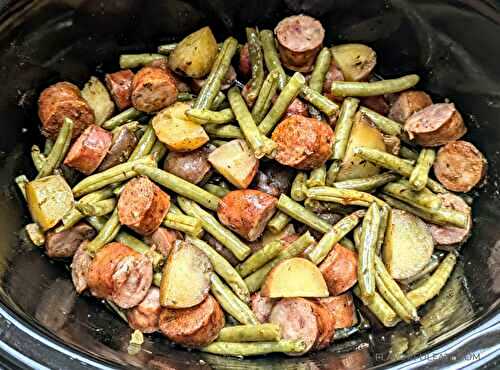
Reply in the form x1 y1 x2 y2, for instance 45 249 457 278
0 0 499 369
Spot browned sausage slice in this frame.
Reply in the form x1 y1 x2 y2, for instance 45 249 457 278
272 115 334 170
131 67 178 113
275 15 325 73
404 103 467 147
71 241 93 294
361 96 390 115
270 298 319 355
64 125 113 175
118 176 171 236
127 287 161 333
319 293 357 329
163 146 212 184
147 59 192 93
310 300 336 350
217 190 278 241
105 69 135 111
433 140 486 192
319 244 358 296
427 193 472 249
159 295 224 347
38 81 95 139
98 126 138 171
45 222 96 258
388 90 432 123
144 227 182 257
250 292 275 323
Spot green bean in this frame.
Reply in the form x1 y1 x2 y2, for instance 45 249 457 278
353 286 399 327
306 186 386 208
128 124 156 161
334 97 359 160
375 205 390 255
163 212 202 236
277 194 331 233
306 165 327 187
331 74 420 97
300 85 339 117
407 252 457 308
149 140 167 163
157 43 177 54
409 149 435 191
326 160 342 185
31 145 46 171
200 339 306 356
212 92 227 110
119 53 167 69
333 173 399 192
340 237 356 251
267 211 291 234
380 194 468 229
304 198 358 215
133 165 220 210
309 47 332 93
244 232 315 293
205 124 243 139
43 138 54 156
78 187 115 204
383 180 441 211
291 172 308 201
77 198 116 216
228 87 276 158
25 223 45 246
15 175 29 199
251 70 279 124
400 146 419 161
307 212 363 264
111 121 141 137
36 118 74 179
102 107 143 130
258 72 306 136
194 37 239 110
358 203 380 299
177 197 250 260
359 106 403 137
177 92 196 102
210 274 258 325
242 27 264 106
186 108 235 124
353 225 362 249
187 236 250 303
203 184 230 198
217 324 281 342
260 30 287 90
375 273 412 323
236 241 283 278
73 156 155 197
85 208 121 254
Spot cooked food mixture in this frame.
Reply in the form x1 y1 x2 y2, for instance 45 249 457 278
16 14 485 357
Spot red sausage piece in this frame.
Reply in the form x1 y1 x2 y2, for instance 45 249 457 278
131 67 178 113
319 293 357 329
144 227 182 257
388 90 432 123
127 287 161 333
71 241 93 294
105 69 135 111
319 244 358 296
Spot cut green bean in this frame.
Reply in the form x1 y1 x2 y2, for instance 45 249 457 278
242 27 264 106
217 324 281 342
260 30 287 90
277 194 331 233
300 85 339 117
15 175 29 199
25 223 45 246
375 205 390 255
186 108 235 124
267 211 291 234
119 53 167 69
149 140 167 163
251 70 279 124
77 198 116 216
409 149 436 191
163 212 203 236
102 107 143 130
375 273 413 323
306 165 327 187
31 145 46 171
236 241 283 277
43 138 54 156
129 124 156 161
359 106 403 137
203 184 230 198
400 146 419 161
201 339 306 356
333 173 399 192
357 203 380 299
291 172 308 201
309 47 332 93
205 124 243 139
177 92 196 102
157 43 177 54
340 237 356 251
326 160 342 185
306 186 386 208
212 92 227 110
334 97 359 160
304 198 358 215
331 74 420 97
111 121 141 137
383 180 441 211
353 286 399 327
85 208 121 254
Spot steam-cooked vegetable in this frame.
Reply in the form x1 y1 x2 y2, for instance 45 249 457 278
331 44 377 82
81 77 115 125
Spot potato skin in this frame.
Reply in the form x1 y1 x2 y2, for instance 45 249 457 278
330 44 377 82
131 67 178 113
98 126 138 171
163 146 212 184
45 222 96 258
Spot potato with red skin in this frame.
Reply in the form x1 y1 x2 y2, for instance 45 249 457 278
38 81 95 139
98 126 138 171
272 115 334 170
250 292 275 323
105 69 134 110
323 60 344 101
163 146 212 184
127 287 161 333
319 293 357 329
433 140 486 192
217 190 278 241
318 244 358 295
71 242 93 294
64 125 113 175
131 67 178 113
118 176 170 236
389 90 432 123
361 96 390 115
45 223 96 258
144 227 182 257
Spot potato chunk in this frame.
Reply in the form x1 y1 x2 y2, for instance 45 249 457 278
330 44 376 82
80 76 115 125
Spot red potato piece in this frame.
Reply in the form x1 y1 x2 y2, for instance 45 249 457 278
71 241 93 294
144 227 182 257
272 115 334 170
163 147 212 184
319 244 358 296
45 222 96 258
105 69 135 110
131 67 178 113
250 292 275 323
118 176 171 236
434 140 486 192
127 287 161 333
217 190 278 241
404 103 467 147
319 293 357 329
275 15 325 73
270 298 319 356
361 96 390 115
427 193 472 249
239 43 251 77
98 126 138 171
159 295 224 347
309 300 336 350
64 125 113 175
388 90 432 123
38 81 95 139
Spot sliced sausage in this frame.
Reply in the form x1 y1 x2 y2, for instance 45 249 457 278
87 242 153 309
433 140 486 192
274 15 325 73
131 67 178 113
309 300 336 350
323 60 344 101
147 59 191 93
361 96 390 115
270 298 319 355
163 146 212 184
388 90 432 123
239 43 251 77
217 190 278 241
272 115 334 170
319 244 358 296
127 287 161 333
252 162 293 197
105 69 135 110
404 103 467 147
250 292 275 323
319 293 357 329
98 126 138 171
71 241 93 294
38 81 95 139
285 98 309 118
190 65 236 93
118 176 171 236
159 295 224 347
144 227 182 257
64 124 113 175
427 193 472 249
45 222 96 258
